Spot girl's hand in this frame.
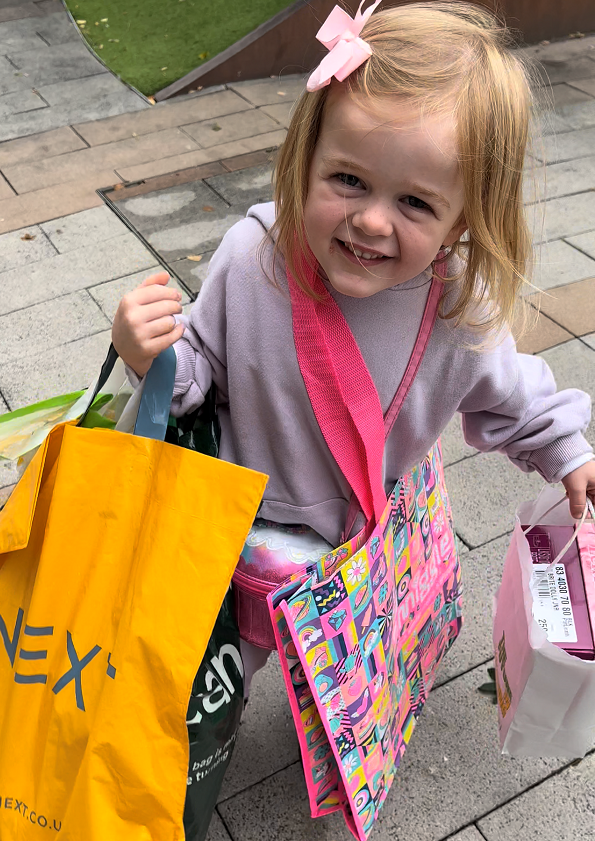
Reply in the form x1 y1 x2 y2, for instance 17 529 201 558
561 460 595 519
112 271 186 377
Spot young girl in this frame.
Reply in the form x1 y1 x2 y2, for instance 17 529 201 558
113 1 595 685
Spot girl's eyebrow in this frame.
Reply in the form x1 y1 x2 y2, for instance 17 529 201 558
407 183 451 210
322 156 451 210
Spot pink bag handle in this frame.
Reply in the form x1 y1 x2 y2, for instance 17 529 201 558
288 252 386 527
288 252 444 534
341 271 443 539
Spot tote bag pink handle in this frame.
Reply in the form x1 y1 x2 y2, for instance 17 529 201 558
288 251 444 535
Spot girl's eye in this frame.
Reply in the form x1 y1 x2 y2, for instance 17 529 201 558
337 173 361 188
405 195 431 211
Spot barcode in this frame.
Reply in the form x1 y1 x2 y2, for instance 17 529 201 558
532 569 551 601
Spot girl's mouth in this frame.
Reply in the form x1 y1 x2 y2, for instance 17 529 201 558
335 239 392 265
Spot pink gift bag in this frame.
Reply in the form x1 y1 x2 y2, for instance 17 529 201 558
494 486 595 757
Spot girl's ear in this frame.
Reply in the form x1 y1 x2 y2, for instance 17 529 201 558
443 216 467 247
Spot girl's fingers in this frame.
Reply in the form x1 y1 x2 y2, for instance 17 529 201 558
132 283 182 307
146 314 183 339
135 299 182 324
144 322 186 354
141 271 171 288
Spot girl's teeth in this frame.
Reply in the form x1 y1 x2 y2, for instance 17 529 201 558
345 242 382 260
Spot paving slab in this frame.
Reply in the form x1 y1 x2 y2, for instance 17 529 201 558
228 76 306 107
73 90 250 146
89 268 190 322
0 86 47 117
3 128 199 193
0 167 120 235
40 205 130 253
0 91 147 144
4 40 106 94
445 452 544 548
528 191 595 242
534 125 595 164
531 239 595 290
0 231 156 313
0 328 111 408
183 109 280 149
0 455 19 488
515 310 573 354
537 276 595 336
0 173 13 199
441 412 477 467
449 829 486 841
534 56 595 87
205 163 274 207
218 653 300 801
0 125 87 167
171 251 213 296
523 36 595 64
570 77 595 97
555 99 595 130
219 665 566 841
566 230 595 260
30 8 80 45
118 180 244 263
0 3 41 23
434 534 509 686
205 811 232 841
0 289 109 364
524 154 595 202
259 101 296 128
0 26 45 54
540 339 595 447
116 129 287 183
0 223 55 271
478 752 595 841
548 83 595 108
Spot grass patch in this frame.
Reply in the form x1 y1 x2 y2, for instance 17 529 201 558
65 0 295 96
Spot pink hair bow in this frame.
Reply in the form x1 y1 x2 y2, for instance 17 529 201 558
307 0 383 92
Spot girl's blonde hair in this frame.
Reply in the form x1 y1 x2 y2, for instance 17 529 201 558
272 1 537 332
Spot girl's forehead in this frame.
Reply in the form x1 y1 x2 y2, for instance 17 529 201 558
319 90 460 170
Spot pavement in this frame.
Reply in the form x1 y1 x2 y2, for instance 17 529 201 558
0 3 595 840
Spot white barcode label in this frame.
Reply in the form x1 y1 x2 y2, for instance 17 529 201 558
531 563 578 643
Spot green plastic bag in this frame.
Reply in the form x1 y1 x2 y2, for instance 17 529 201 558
166 396 245 841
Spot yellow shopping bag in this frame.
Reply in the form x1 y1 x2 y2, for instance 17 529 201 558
0 350 267 841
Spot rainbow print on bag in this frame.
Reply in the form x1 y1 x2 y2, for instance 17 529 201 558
269 441 463 840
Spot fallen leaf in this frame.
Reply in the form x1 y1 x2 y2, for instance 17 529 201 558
95 21 99 25
198 51 209 60
21 233 36 241
113 183 125 191
277 91 287 96
147 96 156 105
202 205 214 212
98 44 103 49
76 19 86 24
186 255 203 262
161 66 168 71
211 123 221 131
101 17 108 22
132 132 138 137
56 229 63 234
108 38 119 43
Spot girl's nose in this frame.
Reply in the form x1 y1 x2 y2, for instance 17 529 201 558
351 202 393 238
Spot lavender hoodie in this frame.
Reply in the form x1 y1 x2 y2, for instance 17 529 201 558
171 203 592 546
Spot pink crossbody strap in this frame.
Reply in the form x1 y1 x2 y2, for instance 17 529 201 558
288 252 444 535
288 254 387 526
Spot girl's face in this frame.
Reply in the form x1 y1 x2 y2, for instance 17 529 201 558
303 91 467 298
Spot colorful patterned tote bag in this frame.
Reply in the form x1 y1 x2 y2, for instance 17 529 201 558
268 258 463 840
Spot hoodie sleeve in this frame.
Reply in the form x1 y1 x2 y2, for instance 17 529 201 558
459 333 593 482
